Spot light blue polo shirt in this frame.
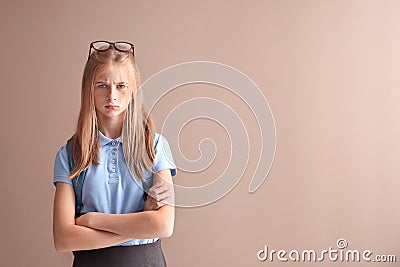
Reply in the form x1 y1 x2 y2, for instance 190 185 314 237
53 131 177 246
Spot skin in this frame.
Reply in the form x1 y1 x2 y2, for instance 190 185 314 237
93 64 131 139
53 64 175 252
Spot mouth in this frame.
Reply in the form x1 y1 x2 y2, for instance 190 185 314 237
105 105 120 110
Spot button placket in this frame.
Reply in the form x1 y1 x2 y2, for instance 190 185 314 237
108 141 120 183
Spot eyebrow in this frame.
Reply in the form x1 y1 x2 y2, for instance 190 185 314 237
95 81 128 84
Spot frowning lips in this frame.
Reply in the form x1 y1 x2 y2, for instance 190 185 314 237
105 105 120 110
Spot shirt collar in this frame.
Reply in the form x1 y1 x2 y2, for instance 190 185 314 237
99 130 122 147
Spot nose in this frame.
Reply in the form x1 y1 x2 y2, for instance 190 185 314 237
107 85 118 101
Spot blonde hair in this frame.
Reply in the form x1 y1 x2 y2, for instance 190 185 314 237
68 47 155 183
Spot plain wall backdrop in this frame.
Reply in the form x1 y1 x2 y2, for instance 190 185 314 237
1 0 399 266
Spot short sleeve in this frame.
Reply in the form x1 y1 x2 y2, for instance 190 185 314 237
153 133 177 178
53 145 73 186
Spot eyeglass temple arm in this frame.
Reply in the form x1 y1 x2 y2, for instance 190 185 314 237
87 44 93 61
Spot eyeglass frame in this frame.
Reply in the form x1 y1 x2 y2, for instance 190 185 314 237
87 40 135 60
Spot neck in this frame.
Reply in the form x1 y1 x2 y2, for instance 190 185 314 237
97 115 124 140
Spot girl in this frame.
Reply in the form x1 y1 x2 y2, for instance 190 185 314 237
53 41 177 267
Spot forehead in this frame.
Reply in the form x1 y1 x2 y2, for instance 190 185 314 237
94 64 132 82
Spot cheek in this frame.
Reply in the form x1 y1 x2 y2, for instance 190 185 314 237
93 91 104 108
121 91 132 104
93 92 100 104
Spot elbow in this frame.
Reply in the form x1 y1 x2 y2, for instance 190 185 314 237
53 230 73 253
155 207 174 238
54 239 70 253
54 245 68 253
160 226 173 238
158 219 174 238
53 231 64 252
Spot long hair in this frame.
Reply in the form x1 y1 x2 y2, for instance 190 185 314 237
68 47 155 182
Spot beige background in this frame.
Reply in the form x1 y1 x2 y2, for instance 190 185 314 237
1 0 399 266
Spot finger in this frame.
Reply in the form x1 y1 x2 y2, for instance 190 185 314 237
153 180 163 187
150 184 171 196
153 180 173 190
148 186 164 198
148 181 164 193
154 191 171 202
155 202 166 209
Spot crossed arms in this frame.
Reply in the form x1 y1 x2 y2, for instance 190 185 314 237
52 169 174 252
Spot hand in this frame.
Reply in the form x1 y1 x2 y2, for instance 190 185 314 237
143 180 172 211
75 212 94 228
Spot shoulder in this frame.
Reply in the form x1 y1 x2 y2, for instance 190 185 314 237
154 132 161 146
55 144 68 162
153 133 171 150
53 143 73 185
154 132 161 141
152 133 176 175
55 137 76 164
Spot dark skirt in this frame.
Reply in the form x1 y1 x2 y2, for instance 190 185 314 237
72 239 167 267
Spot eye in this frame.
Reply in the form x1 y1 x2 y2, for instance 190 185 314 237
97 84 107 89
117 84 126 89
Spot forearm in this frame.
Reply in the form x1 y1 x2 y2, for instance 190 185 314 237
54 223 133 252
84 209 174 239
53 183 132 252
83 170 175 239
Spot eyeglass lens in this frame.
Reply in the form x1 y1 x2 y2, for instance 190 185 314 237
92 41 132 52
92 41 111 51
114 42 132 51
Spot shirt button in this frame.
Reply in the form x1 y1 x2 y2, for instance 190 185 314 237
111 159 115 163
112 141 116 146
112 169 116 173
